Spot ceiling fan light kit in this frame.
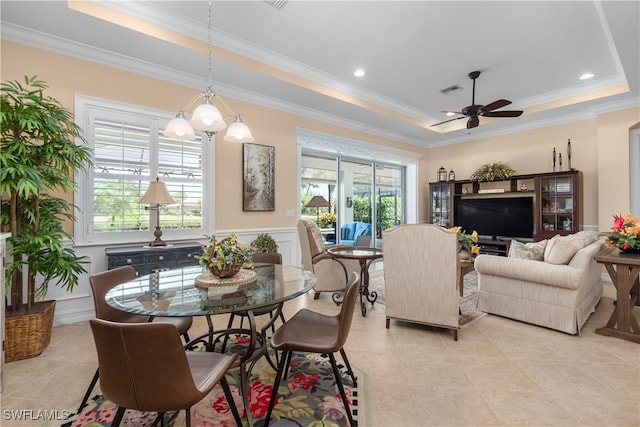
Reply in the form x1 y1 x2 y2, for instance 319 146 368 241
432 71 524 129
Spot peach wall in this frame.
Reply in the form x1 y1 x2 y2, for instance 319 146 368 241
3 40 636 233
425 120 600 227
1 41 428 231
596 108 640 230
425 107 640 229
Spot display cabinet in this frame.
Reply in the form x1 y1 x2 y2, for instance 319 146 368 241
535 170 581 241
429 182 454 227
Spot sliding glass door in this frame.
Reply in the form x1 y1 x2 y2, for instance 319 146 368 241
301 150 405 247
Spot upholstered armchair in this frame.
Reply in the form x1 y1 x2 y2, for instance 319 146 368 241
382 224 461 340
297 220 360 300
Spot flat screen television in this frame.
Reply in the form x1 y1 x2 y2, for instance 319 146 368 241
454 196 534 240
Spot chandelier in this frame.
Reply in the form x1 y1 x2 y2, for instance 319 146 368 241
162 1 253 143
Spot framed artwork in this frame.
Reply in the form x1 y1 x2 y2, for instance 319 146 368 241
243 143 275 211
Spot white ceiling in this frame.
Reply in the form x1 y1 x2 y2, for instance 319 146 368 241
2 1 638 148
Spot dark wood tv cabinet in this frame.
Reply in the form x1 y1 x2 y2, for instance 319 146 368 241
477 239 510 256
429 170 582 242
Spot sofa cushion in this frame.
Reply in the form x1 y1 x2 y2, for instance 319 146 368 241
508 240 547 261
544 231 597 265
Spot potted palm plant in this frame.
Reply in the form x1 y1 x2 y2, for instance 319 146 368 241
1 76 93 361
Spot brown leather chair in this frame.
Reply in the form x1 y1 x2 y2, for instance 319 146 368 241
264 273 360 427
77 266 193 413
89 319 243 427
226 252 285 332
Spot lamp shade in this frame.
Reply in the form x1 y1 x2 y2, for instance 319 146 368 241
306 195 331 208
139 179 176 205
162 114 197 140
189 101 226 133
224 116 254 143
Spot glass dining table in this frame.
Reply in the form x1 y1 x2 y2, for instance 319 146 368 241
105 263 316 424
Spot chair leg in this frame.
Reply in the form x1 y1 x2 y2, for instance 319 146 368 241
112 406 126 427
329 353 356 427
185 407 191 427
76 368 99 414
219 376 244 426
264 350 291 427
313 291 320 300
182 332 190 342
339 348 357 386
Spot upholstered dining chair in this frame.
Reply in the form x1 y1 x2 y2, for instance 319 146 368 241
297 219 359 300
264 273 360 427
77 266 194 413
89 319 243 427
382 224 461 340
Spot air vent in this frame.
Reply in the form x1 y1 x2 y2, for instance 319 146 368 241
440 85 463 95
264 0 287 9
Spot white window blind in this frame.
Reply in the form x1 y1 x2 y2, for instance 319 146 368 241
75 96 210 245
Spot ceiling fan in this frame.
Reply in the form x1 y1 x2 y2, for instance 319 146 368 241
432 71 523 129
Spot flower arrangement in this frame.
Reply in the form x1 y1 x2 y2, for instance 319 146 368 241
317 212 337 228
601 213 640 251
197 234 252 276
470 162 515 182
449 226 480 256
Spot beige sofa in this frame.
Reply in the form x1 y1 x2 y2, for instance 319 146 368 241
475 231 604 335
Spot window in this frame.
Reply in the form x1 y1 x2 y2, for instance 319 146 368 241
75 96 213 245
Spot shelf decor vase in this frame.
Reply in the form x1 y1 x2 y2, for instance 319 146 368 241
458 249 472 261
209 262 243 278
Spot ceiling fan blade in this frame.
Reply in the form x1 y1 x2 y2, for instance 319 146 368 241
483 110 523 118
431 116 465 127
467 116 479 129
482 99 511 112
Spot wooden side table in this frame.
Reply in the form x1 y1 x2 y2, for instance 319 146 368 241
594 248 640 343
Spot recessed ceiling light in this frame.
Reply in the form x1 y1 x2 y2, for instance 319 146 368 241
353 68 365 77
579 73 595 80
446 111 455 116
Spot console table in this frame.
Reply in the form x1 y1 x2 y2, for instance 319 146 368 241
594 248 640 343
105 242 202 276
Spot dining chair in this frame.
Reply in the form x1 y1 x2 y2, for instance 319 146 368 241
226 252 285 333
264 273 360 427
297 219 360 301
77 265 194 414
89 318 243 427
224 252 285 370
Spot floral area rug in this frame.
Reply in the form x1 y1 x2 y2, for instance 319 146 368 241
63 350 359 427
368 268 486 326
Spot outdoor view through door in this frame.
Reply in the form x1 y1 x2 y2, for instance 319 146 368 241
301 151 405 247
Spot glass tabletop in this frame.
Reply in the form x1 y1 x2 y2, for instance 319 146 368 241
105 264 317 317
327 246 383 259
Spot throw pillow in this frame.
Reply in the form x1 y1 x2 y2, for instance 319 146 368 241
508 240 547 261
544 235 584 265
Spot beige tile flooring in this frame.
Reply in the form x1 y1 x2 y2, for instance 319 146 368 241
2 280 639 427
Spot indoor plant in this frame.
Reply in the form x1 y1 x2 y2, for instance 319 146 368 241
250 233 279 254
197 234 252 277
601 213 640 252
449 226 480 259
470 162 515 182
1 75 93 361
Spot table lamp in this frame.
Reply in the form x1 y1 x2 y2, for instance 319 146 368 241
139 177 176 247
306 195 331 222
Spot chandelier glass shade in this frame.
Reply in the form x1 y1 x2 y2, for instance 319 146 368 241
162 1 254 143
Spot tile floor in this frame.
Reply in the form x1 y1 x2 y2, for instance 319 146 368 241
1 279 639 427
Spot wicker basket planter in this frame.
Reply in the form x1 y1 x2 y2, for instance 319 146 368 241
209 262 243 278
5 300 56 362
